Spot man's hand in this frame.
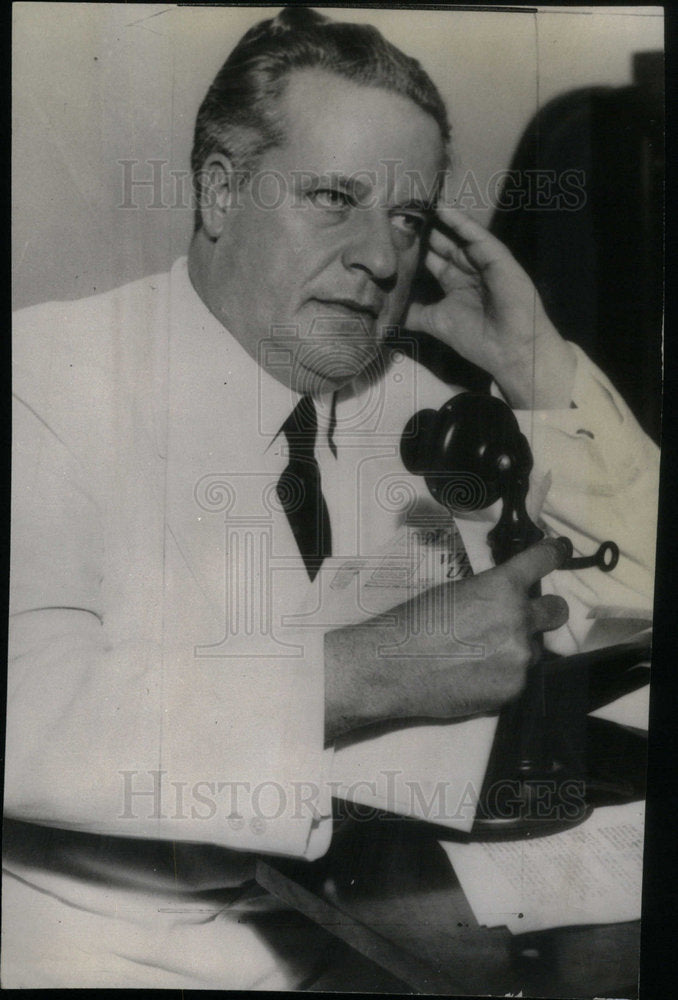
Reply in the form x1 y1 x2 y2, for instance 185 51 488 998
405 205 576 409
324 537 569 742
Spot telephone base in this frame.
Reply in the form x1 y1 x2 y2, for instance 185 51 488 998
469 717 647 842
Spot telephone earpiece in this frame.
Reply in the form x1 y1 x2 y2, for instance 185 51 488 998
401 392 619 572
401 392 532 512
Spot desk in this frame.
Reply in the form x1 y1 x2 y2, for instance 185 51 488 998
257 812 640 996
258 651 647 995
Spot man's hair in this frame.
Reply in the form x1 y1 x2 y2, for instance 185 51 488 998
191 6 451 224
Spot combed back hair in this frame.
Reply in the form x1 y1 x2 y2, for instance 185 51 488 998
191 6 451 226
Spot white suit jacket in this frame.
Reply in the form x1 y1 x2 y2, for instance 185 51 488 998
8 257 658 878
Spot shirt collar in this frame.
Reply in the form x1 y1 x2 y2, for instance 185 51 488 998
169 256 336 447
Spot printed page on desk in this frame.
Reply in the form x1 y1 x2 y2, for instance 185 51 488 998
309 515 499 832
441 800 645 933
440 622 650 933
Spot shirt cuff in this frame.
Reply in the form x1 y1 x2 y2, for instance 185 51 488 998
303 746 335 860
507 342 655 497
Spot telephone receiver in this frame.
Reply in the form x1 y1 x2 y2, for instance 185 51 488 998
401 392 619 573
401 392 625 839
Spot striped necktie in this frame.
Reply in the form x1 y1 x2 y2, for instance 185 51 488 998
277 395 332 581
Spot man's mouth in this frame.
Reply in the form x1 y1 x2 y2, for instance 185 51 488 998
311 297 380 320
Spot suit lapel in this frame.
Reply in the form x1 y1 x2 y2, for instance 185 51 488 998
162 264 315 651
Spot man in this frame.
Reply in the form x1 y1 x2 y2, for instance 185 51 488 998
5 7 658 990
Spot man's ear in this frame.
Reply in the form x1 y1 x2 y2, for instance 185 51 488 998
197 153 239 239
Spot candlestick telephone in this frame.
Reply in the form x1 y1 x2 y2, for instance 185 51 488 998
401 392 649 839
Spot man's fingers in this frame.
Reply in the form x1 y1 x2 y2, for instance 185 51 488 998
423 250 477 296
503 536 571 588
530 593 570 634
423 248 449 283
434 204 508 268
405 300 426 333
427 231 480 277
411 251 471 308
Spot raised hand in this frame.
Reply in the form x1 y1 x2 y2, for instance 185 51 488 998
406 205 576 409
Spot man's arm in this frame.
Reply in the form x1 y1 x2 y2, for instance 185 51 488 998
8 391 330 859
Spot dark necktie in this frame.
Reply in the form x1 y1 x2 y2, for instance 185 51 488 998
277 395 332 581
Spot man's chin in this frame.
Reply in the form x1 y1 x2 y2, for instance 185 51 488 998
293 344 382 395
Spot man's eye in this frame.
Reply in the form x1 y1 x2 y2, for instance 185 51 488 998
390 212 427 236
308 189 351 211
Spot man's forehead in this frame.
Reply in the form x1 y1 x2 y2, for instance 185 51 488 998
273 68 447 182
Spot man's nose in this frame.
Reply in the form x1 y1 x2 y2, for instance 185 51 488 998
341 211 398 289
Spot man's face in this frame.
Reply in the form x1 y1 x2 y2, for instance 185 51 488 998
202 69 447 395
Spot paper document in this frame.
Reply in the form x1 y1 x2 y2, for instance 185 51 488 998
581 607 653 653
441 800 645 933
583 610 651 728
589 684 650 730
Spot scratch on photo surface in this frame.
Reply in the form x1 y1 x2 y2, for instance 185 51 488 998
125 8 174 32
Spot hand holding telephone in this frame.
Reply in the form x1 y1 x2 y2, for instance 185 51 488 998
401 391 625 838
